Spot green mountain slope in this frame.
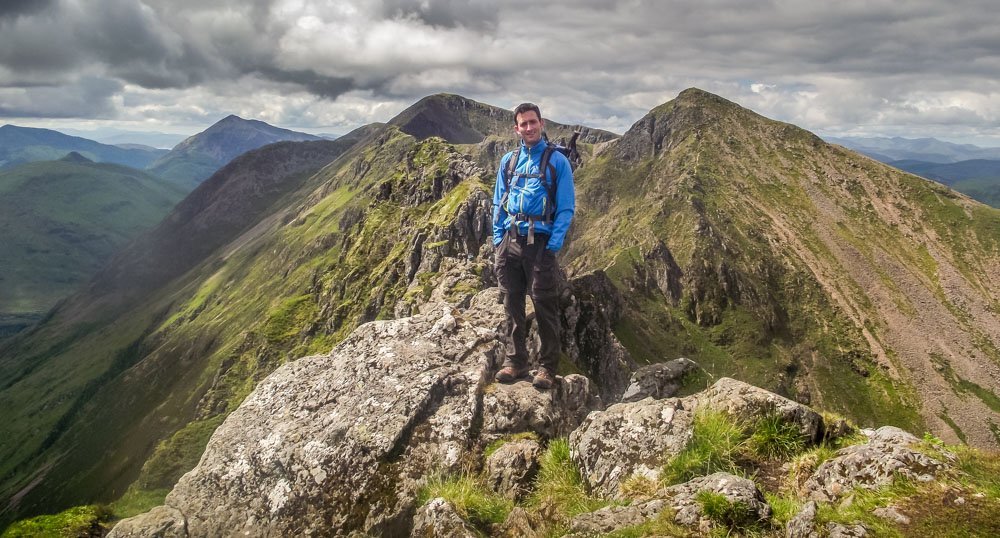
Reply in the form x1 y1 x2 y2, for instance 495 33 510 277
0 156 186 332
565 88 1000 445
0 114 494 526
146 115 323 188
1 91 998 530
0 125 166 170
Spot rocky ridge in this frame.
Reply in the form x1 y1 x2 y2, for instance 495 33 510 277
110 286 969 537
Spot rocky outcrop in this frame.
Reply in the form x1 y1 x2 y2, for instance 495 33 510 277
621 357 698 403
108 286 960 537
410 498 478 538
481 374 601 441
662 472 772 528
569 499 668 535
112 290 508 537
802 426 952 501
570 396 696 497
560 271 638 402
484 438 543 501
697 377 824 442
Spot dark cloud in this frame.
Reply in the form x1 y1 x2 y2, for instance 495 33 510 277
0 0 998 143
0 0 56 19
0 76 122 118
380 0 498 30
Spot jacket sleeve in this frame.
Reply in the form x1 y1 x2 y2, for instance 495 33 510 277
492 153 510 246
546 154 575 252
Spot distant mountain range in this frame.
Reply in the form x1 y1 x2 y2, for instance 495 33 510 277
828 136 1000 208
146 115 324 188
0 125 167 170
59 128 189 150
827 135 1000 163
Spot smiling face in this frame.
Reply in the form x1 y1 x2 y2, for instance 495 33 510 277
514 109 544 146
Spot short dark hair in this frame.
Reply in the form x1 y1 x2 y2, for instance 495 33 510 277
513 102 542 124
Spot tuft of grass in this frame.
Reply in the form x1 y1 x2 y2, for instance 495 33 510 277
764 491 801 528
695 490 761 533
528 439 608 523
604 508 692 538
1 505 111 538
746 414 808 460
620 474 660 500
418 473 513 531
661 410 745 486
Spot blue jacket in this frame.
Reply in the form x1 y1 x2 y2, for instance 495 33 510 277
492 139 575 251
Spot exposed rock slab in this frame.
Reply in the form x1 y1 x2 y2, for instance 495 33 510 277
481 374 602 441
484 438 543 501
107 505 188 538
410 498 478 538
111 290 506 537
620 357 699 403
569 499 668 535
569 396 695 497
802 426 952 501
697 377 824 442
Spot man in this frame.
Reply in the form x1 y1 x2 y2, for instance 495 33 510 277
492 103 575 390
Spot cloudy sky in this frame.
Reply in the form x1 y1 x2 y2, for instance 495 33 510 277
2 0 999 146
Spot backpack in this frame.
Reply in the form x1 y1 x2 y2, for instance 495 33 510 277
498 132 580 245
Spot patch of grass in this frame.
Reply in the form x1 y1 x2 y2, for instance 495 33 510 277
261 294 319 345
695 491 761 533
135 415 226 490
1 505 111 538
661 410 745 486
528 439 608 522
108 487 170 520
747 414 809 460
620 474 660 500
418 473 513 531
764 491 801 528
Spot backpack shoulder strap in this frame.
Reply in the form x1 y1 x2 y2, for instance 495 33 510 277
539 146 558 221
504 147 520 190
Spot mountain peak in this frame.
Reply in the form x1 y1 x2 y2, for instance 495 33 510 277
58 151 94 164
389 93 512 144
389 93 620 146
614 88 812 161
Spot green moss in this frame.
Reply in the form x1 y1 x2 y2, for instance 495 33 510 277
262 294 318 345
483 432 541 460
108 487 170 520
1 505 110 538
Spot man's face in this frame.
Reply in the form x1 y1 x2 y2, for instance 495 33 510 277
514 110 544 146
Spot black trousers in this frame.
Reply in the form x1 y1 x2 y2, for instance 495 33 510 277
494 232 561 372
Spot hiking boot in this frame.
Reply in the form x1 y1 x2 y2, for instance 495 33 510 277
495 365 530 383
532 368 556 390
